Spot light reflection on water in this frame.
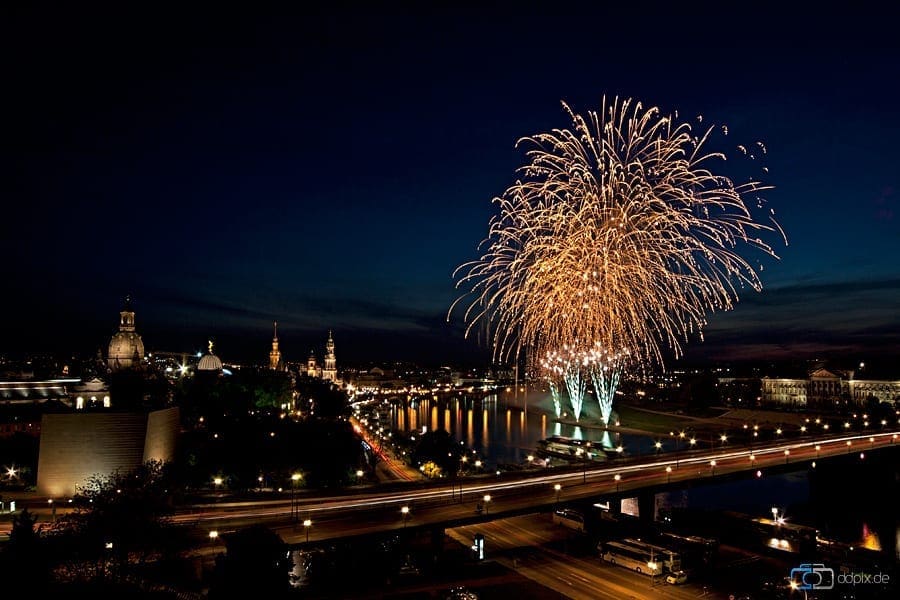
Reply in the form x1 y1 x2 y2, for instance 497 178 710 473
385 393 656 466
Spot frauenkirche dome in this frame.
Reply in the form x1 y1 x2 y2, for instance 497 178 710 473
107 296 144 371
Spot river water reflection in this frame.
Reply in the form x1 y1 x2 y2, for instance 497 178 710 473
385 392 651 466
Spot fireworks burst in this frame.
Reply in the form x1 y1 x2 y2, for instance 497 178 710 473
450 96 786 423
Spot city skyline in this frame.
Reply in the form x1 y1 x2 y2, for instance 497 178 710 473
4 5 899 366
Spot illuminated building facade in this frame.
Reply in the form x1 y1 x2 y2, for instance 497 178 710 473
305 331 338 382
36 406 179 497
762 367 900 408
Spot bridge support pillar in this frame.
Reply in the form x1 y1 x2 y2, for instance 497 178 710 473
431 526 446 555
638 490 656 523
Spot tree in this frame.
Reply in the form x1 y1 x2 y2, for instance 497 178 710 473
50 460 187 584
411 430 462 478
207 525 293 598
0 508 50 587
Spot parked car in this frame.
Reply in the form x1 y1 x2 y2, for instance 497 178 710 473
666 570 688 584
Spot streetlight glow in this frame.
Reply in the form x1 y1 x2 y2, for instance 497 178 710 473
303 519 312 542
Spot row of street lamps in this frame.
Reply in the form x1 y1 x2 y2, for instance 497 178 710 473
260 431 900 545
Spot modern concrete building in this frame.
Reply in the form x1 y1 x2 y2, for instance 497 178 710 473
36 406 179 497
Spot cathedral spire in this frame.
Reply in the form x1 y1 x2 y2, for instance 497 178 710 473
323 330 337 382
269 321 282 370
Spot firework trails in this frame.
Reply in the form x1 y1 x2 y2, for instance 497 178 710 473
451 97 785 424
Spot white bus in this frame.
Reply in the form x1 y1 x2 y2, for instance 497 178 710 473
552 508 586 533
620 538 682 572
599 540 664 576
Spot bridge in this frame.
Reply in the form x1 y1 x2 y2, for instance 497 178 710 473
177 429 900 550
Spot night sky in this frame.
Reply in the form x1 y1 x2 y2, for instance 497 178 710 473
3 4 899 368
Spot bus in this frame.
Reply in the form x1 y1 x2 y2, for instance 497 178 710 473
658 531 718 568
620 538 682 572
552 508 586 533
599 540 664 576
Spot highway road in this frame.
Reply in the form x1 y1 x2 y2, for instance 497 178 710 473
447 514 723 600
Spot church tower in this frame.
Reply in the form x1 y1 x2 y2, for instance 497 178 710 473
307 349 318 378
322 330 337 382
269 321 283 370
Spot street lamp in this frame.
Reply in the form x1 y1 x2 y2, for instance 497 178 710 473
401 505 410 528
553 483 561 507
846 440 852 454
303 518 312 542
665 465 672 483
784 449 790 464
483 495 491 515
614 474 621 491
291 473 302 521
815 444 821 458
709 459 717 475
654 441 662 454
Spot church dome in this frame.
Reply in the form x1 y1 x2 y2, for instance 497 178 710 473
197 339 223 372
197 353 223 372
107 296 144 371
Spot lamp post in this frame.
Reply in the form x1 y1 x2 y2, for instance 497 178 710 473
576 448 587 483
554 483 561 508
784 449 790 464
303 518 312 543
291 473 301 521
665 465 672 484
483 495 491 515
709 460 716 476
401 505 410 528
614 474 621 492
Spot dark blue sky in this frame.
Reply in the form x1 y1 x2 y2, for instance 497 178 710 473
3 4 899 368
